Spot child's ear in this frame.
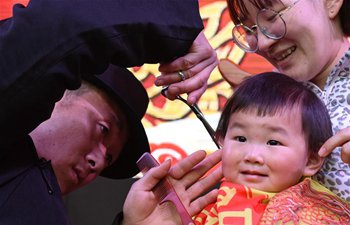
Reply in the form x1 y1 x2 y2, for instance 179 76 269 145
217 136 224 148
303 155 325 176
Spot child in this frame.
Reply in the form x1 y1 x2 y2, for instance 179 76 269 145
194 72 350 225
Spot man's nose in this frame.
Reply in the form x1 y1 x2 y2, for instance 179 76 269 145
86 146 107 173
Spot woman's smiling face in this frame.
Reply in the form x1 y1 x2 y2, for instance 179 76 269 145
233 0 347 87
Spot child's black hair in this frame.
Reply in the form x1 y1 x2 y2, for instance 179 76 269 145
216 72 333 160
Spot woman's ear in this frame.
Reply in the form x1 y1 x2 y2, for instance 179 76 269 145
218 59 253 90
303 155 325 177
325 0 343 19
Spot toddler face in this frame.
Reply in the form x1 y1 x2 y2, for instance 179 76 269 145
222 107 311 192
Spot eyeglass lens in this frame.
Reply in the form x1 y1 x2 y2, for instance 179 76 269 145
232 7 289 52
257 8 286 39
232 25 258 52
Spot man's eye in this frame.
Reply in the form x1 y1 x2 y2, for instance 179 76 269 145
267 140 280 146
234 136 247 142
99 124 109 135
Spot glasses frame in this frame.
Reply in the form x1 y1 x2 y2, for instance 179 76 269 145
232 0 302 52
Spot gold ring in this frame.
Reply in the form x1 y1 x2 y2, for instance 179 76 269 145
177 71 186 81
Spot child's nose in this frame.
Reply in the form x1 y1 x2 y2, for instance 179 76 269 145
243 145 264 164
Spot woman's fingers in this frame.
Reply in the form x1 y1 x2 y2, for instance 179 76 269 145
319 127 350 164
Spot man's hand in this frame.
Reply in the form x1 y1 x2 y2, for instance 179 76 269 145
121 150 223 225
168 149 222 216
155 32 218 105
122 160 181 225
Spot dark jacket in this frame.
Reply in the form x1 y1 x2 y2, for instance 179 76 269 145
0 0 203 224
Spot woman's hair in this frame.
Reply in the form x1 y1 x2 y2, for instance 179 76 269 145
215 72 333 160
227 0 350 36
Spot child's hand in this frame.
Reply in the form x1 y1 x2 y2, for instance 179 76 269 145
319 127 350 164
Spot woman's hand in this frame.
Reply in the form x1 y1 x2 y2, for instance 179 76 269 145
155 32 218 105
319 127 350 164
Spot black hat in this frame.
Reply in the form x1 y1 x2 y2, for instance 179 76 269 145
85 65 150 179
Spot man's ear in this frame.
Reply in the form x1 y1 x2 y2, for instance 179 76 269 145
325 0 343 19
303 155 325 177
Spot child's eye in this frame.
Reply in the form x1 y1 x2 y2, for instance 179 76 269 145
267 140 281 146
234 136 247 142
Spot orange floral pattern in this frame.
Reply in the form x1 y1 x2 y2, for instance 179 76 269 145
194 178 350 225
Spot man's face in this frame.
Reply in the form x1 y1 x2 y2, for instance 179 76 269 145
33 87 129 195
222 107 312 192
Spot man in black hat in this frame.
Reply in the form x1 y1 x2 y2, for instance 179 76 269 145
30 65 151 193
0 65 221 225
0 65 146 224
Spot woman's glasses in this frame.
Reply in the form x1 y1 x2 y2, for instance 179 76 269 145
232 0 301 52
